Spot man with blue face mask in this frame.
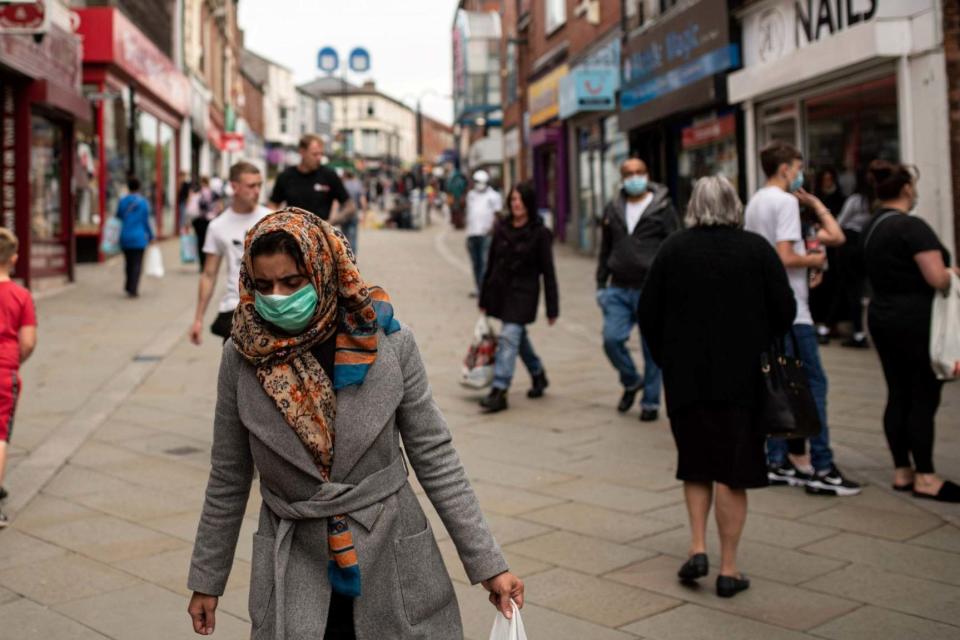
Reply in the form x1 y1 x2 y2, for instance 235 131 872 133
744 141 860 497
596 157 681 422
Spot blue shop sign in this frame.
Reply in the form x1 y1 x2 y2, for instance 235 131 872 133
621 44 740 110
559 69 619 119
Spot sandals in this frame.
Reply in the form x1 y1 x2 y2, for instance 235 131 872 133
913 480 960 503
892 483 913 492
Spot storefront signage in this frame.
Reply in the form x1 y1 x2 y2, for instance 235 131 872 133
1 86 15 231
559 69 618 119
529 64 568 127
682 113 736 149
219 132 244 153
743 0 881 68
0 23 81 91
620 0 738 117
0 1 48 35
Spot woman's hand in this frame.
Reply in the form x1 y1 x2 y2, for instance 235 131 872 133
188 592 218 635
482 571 524 619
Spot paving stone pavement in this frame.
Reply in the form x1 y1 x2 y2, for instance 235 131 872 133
1 224 958 639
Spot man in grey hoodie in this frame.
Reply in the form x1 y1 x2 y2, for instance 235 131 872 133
596 158 681 421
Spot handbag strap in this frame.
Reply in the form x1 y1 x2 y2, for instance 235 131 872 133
863 210 900 251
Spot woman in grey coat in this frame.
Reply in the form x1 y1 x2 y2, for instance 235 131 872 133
186 209 524 639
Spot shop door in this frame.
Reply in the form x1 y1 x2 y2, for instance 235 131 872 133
758 102 800 187
29 114 70 278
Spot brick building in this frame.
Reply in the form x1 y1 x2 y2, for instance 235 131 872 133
421 114 455 166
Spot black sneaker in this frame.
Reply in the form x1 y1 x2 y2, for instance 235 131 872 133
617 386 641 413
806 464 862 496
841 336 869 349
639 409 659 422
767 460 813 487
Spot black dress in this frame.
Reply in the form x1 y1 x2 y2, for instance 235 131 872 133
639 227 796 488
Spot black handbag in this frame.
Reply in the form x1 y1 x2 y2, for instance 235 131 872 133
757 332 822 439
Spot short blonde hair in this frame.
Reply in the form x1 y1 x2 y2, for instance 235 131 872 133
685 176 743 228
0 228 18 264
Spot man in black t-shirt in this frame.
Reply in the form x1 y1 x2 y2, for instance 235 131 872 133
269 134 353 223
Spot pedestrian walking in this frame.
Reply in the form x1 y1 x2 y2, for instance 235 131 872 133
446 167 468 229
268 134 354 224
341 170 366 254
192 176 216 273
0 229 37 528
117 176 154 298
862 160 960 503
478 181 559 414
465 170 501 297
836 176 874 348
596 157 680 422
189 162 271 346
186 209 524 639
640 176 796 598
744 142 861 496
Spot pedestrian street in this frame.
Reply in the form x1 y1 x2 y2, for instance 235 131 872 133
0 227 959 640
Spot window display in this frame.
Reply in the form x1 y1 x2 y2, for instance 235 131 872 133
137 110 159 233
159 121 176 236
104 92 131 221
29 114 63 242
76 96 100 235
677 112 739 209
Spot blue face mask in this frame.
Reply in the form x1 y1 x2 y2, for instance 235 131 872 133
254 285 318 334
624 175 649 196
788 172 804 193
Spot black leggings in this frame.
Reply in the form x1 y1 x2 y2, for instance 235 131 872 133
871 323 943 473
122 248 144 296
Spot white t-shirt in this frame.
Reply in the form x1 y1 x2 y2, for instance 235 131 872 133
744 186 812 326
625 193 654 234
466 187 502 237
203 206 272 313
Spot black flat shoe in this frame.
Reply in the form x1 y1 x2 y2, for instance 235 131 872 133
913 480 960 503
716 574 750 598
0 486 7 501
617 386 640 413
640 409 659 422
480 388 508 414
677 553 709 583
892 483 914 492
527 372 548 399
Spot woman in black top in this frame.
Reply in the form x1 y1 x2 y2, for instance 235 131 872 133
862 160 960 503
478 181 559 413
640 176 796 598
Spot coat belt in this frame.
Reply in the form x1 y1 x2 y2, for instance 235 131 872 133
259 454 409 640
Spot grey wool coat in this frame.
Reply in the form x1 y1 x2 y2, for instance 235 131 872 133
187 325 508 639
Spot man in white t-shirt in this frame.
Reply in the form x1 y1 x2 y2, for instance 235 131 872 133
189 161 271 345
465 170 502 296
744 141 860 497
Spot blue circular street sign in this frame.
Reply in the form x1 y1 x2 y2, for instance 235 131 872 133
318 47 339 73
349 47 371 73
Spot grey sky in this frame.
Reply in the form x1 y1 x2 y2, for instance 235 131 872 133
238 0 456 125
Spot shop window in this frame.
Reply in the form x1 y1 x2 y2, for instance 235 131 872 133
676 112 739 211
136 111 159 235
104 92 131 221
361 129 378 156
29 114 63 242
75 97 100 235
545 0 565 34
159 122 176 236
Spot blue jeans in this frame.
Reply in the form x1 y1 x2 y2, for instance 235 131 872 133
767 323 834 472
599 286 662 410
492 323 544 390
466 235 491 293
341 218 359 255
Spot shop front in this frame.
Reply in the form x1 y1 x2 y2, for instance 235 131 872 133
75 7 189 262
0 8 88 288
559 34 626 254
728 0 953 248
528 64 569 241
619 0 741 209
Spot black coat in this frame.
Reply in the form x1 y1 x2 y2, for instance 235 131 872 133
480 219 559 325
639 226 796 416
596 184 682 289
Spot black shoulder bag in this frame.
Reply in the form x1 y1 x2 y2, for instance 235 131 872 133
757 331 822 439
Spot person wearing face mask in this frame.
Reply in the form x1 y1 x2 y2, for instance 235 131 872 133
862 160 960 503
187 209 524 639
744 142 860 498
596 157 681 422
465 170 502 297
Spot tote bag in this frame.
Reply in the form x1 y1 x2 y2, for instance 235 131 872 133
931 272 960 381
757 332 822 439
100 217 122 256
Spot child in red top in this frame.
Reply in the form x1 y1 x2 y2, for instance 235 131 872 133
0 228 37 528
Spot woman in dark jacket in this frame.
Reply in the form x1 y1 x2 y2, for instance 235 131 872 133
862 160 959 502
639 176 796 598
478 181 559 413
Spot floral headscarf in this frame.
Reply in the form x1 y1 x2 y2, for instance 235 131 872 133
231 208 399 597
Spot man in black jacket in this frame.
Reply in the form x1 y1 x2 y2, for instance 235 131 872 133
597 158 681 421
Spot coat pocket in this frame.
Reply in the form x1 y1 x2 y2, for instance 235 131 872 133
249 533 276 629
394 521 455 626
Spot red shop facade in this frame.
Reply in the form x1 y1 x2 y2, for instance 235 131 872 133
0 9 88 288
74 7 188 262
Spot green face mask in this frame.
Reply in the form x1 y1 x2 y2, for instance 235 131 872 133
254 284 318 334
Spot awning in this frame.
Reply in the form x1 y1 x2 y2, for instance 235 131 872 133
28 80 91 123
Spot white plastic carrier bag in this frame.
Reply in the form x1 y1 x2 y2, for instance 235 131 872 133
930 272 960 381
488 600 527 640
144 244 165 279
460 315 498 389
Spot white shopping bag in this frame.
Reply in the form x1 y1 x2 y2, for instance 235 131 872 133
930 272 960 380
460 315 498 389
144 244 165 279
489 601 526 640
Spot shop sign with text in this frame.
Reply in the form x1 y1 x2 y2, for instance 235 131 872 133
529 65 569 127
0 0 48 35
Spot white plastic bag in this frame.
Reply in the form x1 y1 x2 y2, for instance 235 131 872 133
930 272 960 380
144 244 165 279
489 601 526 640
460 315 497 389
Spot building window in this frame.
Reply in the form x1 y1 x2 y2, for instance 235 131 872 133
505 41 518 105
280 106 288 134
545 0 566 34
367 101 375 117
361 129 378 156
